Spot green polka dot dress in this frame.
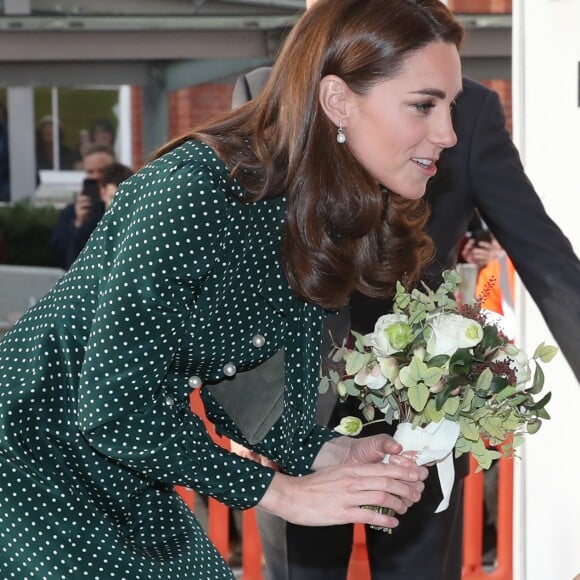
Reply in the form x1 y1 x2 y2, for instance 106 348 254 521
0 140 338 578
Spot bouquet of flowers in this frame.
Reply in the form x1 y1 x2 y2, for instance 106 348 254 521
319 270 556 528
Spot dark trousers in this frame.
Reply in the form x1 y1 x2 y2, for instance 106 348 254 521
257 473 464 580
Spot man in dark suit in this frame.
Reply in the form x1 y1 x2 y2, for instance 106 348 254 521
232 67 580 579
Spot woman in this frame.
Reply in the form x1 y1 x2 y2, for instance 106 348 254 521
0 0 462 577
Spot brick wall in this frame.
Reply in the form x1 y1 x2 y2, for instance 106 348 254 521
480 79 513 134
131 87 144 169
449 0 511 12
169 84 234 138
131 83 234 168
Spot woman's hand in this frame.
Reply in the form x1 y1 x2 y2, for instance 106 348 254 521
257 459 428 529
311 434 408 471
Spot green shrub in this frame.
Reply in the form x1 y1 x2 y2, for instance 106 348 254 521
0 201 59 266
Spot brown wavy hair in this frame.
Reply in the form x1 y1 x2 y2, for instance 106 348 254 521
156 0 463 309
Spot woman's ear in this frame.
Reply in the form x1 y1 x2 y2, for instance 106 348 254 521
319 75 353 127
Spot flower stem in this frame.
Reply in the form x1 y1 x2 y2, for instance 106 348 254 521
362 505 394 534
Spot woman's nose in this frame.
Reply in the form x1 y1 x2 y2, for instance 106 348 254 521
431 111 457 149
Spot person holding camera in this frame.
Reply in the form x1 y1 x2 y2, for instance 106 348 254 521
50 144 116 269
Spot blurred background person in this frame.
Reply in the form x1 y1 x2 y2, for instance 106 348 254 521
80 118 117 158
99 161 133 209
35 115 81 171
50 144 116 269
0 102 10 201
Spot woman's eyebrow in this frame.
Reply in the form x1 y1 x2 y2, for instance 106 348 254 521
410 88 446 99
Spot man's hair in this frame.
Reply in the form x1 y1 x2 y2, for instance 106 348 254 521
83 143 116 160
102 162 134 188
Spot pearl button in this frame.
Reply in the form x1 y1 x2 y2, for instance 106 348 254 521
251 334 266 348
223 363 237 377
187 375 202 389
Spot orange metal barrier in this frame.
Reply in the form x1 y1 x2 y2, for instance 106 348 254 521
462 453 513 580
177 390 514 579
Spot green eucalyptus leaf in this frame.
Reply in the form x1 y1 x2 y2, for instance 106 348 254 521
422 366 444 387
443 396 460 416
490 374 510 394
533 342 559 363
383 404 396 425
318 376 329 394
480 324 505 351
449 348 473 376
475 368 493 392
528 364 545 395
528 391 552 411
536 407 551 420
344 379 361 397
425 399 445 423
455 435 472 456
527 419 542 434
329 369 340 383
336 381 348 398
409 304 427 325
460 419 480 442
471 440 494 471
495 386 519 402
400 356 433 389
508 394 530 407
351 331 367 352
408 383 430 412
481 416 506 441
502 412 523 431
461 387 475 411
426 354 449 368
386 393 400 415
345 351 368 376
471 394 488 410
362 404 375 422
370 392 387 408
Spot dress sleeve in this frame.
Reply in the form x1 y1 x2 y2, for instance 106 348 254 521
77 156 274 509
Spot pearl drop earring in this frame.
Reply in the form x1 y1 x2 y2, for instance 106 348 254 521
336 122 346 144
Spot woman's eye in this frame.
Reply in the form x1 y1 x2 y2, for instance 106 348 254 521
413 102 435 114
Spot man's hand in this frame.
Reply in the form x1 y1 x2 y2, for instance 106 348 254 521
73 194 94 228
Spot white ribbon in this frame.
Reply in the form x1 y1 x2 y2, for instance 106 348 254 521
383 419 460 513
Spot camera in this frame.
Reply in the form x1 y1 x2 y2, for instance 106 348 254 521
81 178 101 210
471 229 492 246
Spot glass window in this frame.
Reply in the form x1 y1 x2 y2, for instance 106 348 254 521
34 86 120 173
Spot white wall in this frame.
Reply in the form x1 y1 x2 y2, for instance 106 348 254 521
512 1 580 579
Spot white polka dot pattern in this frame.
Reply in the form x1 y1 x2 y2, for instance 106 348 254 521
0 140 338 578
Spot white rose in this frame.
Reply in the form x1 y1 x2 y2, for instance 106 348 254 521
492 344 532 389
365 313 412 356
354 363 387 390
426 313 484 357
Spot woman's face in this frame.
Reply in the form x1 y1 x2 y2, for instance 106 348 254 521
343 41 462 200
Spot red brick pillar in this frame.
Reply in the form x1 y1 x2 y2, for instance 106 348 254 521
449 0 512 12
169 83 235 138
